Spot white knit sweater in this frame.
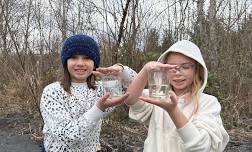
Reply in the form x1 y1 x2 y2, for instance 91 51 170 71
40 66 136 152
129 90 229 152
129 40 229 152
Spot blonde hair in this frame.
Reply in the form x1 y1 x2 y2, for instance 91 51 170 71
191 62 204 114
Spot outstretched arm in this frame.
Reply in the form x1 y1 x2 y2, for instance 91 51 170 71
125 61 176 105
124 66 148 105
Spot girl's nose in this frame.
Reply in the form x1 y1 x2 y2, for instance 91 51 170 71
174 67 182 74
169 68 179 73
76 58 85 66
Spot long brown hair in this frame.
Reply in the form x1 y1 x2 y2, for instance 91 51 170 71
60 62 96 95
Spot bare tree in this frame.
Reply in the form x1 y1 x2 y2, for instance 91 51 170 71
208 0 218 70
124 0 141 67
0 0 251 143
0 0 12 58
196 0 205 42
111 0 131 64
48 0 71 41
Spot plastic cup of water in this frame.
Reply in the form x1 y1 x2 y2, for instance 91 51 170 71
102 75 122 98
148 70 169 100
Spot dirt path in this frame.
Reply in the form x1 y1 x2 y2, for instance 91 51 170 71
0 127 40 152
0 126 251 152
0 114 42 152
0 115 251 152
224 140 252 152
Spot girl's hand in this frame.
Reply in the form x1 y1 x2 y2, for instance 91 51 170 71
138 91 178 112
96 92 129 111
139 91 189 129
144 61 176 73
94 64 123 76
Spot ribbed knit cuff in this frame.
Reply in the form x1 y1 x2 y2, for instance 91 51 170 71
177 121 200 143
84 105 104 123
127 100 144 109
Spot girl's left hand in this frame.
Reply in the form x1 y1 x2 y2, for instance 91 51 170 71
94 64 123 76
138 91 178 112
96 92 130 111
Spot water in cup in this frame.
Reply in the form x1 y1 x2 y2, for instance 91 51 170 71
102 75 122 98
148 70 169 100
149 84 169 99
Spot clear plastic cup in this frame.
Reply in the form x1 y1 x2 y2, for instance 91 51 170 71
102 75 122 98
148 70 169 100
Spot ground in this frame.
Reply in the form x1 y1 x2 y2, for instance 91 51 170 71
0 112 251 152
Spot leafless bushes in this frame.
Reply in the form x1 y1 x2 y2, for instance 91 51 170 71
0 0 251 131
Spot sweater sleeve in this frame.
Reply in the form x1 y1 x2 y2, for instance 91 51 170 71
119 65 137 90
128 89 154 123
177 95 229 152
40 84 105 145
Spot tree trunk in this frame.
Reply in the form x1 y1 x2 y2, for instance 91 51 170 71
112 0 131 64
208 0 218 70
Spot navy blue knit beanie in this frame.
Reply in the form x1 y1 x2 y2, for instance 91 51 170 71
61 34 100 68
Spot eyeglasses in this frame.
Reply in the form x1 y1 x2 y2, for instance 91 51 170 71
169 63 195 74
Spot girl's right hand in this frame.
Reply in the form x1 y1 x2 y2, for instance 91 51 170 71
144 61 176 73
96 93 130 111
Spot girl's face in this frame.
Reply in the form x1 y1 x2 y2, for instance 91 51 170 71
67 54 94 83
166 53 196 96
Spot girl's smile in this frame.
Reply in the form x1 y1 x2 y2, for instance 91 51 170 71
74 68 88 74
172 78 186 86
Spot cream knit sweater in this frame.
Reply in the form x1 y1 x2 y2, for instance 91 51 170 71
129 40 229 152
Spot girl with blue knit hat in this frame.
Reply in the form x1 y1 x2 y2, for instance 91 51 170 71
125 40 229 152
40 34 136 152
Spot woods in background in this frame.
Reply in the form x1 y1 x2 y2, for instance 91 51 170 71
0 0 251 130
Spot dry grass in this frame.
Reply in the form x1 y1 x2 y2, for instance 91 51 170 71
0 50 251 150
